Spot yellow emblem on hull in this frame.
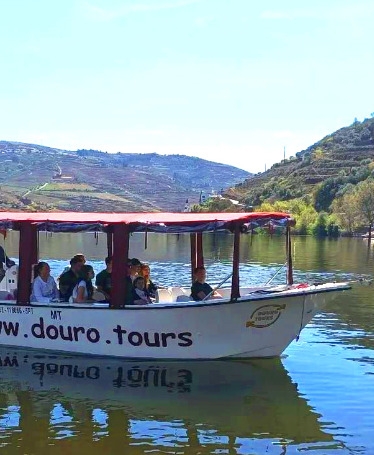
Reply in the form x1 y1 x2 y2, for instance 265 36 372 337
246 304 286 328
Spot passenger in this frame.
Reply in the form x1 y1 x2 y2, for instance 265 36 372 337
128 257 141 281
0 245 16 269
74 253 86 264
123 258 140 305
61 253 86 274
190 266 222 301
59 256 85 302
70 264 95 303
31 261 59 303
132 276 152 305
140 263 158 298
0 246 16 283
0 263 5 283
95 256 112 301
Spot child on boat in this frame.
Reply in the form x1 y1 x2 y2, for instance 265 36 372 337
132 276 152 305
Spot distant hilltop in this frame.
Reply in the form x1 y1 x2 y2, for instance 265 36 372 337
0 141 252 212
226 116 374 211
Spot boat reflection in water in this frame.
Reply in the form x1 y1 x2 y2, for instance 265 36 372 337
0 348 337 453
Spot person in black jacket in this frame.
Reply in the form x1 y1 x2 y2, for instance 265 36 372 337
58 256 84 302
0 246 15 283
0 245 15 268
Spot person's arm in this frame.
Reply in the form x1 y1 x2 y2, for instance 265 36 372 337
196 290 207 300
95 273 103 291
58 273 70 297
147 280 158 297
32 278 52 303
97 288 110 301
133 298 148 305
204 282 221 299
131 287 149 305
75 281 87 303
96 284 110 300
124 278 135 305
95 272 110 300
0 246 15 268
51 278 59 300
191 281 212 301
197 283 218 300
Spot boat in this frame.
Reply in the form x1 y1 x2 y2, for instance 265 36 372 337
0 211 351 359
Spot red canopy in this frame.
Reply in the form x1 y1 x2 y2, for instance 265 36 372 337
0 211 292 225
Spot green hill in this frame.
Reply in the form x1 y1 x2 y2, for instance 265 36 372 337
0 141 251 212
226 117 374 211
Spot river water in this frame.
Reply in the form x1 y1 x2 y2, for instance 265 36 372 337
0 233 373 454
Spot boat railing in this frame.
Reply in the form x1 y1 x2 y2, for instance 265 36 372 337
155 287 191 303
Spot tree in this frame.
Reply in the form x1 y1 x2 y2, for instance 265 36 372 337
191 197 241 213
312 212 328 237
356 180 374 241
314 178 340 211
257 199 318 235
331 192 359 235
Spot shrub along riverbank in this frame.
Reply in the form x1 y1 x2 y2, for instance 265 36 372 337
192 179 374 238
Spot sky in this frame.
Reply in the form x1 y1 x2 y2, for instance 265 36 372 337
0 0 373 173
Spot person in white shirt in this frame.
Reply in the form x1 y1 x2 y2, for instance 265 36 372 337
31 261 59 303
70 264 95 303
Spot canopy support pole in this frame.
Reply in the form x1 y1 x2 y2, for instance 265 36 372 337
196 232 204 268
111 224 129 308
107 230 113 258
17 223 38 305
231 224 240 300
190 233 204 283
190 233 197 283
286 225 293 285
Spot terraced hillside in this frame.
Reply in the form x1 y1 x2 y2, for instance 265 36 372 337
0 141 250 212
226 117 374 207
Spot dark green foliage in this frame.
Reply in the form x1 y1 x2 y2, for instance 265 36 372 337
314 166 371 211
327 220 340 238
314 179 340 211
297 223 309 235
312 213 328 237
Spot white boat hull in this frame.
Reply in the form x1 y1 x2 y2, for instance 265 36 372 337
0 283 349 359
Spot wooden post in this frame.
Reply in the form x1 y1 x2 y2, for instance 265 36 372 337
111 224 129 308
196 232 204 268
190 233 197 283
231 224 240 300
286 225 294 285
17 223 38 305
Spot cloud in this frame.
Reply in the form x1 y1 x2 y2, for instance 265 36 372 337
194 15 214 27
82 0 201 21
261 0 374 22
260 8 319 21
